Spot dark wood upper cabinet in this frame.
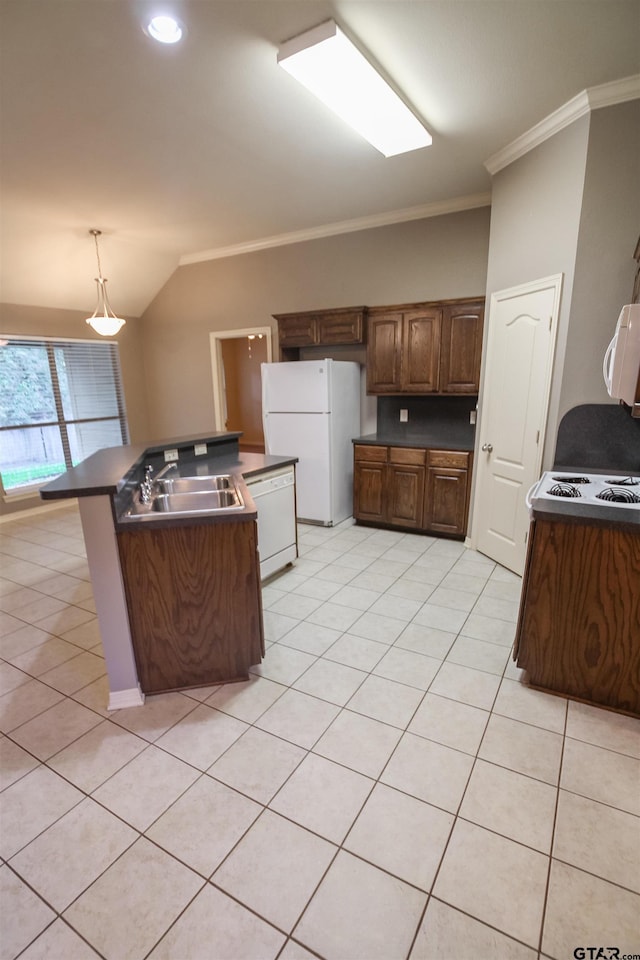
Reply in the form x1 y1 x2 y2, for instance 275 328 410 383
274 307 366 359
366 313 403 393
440 302 484 393
366 298 484 395
402 309 442 392
277 314 317 348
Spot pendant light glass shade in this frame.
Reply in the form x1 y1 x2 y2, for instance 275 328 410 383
85 230 126 336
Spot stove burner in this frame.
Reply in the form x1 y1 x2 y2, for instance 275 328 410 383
604 477 640 486
552 475 591 484
548 483 582 498
596 487 640 504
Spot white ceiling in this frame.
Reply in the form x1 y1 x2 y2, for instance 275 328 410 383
1 0 639 318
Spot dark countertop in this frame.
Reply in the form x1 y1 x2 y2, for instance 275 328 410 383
40 432 298 531
41 433 296 500
354 428 475 452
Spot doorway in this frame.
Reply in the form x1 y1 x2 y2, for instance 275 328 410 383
209 327 273 452
470 275 562 575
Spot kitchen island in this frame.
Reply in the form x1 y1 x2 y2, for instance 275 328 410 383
41 433 297 708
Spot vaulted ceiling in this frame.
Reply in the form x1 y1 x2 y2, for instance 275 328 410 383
1 0 638 317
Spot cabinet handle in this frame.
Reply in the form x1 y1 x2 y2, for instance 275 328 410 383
481 442 493 452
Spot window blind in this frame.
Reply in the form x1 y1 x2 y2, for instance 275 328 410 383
0 336 129 494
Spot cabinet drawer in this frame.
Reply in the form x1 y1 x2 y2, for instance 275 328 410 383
389 447 426 466
428 450 469 469
354 444 387 463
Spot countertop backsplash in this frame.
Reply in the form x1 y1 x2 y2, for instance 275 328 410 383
368 396 477 451
554 403 640 473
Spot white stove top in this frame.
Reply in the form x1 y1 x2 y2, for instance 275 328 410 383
533 471 640 509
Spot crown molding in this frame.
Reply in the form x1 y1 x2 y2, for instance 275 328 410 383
179 192 492 266
485 74 640 175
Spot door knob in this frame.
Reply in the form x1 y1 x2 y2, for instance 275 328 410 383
482 442 493 452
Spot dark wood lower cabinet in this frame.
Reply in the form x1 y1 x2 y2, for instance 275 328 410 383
426 450 471 536
353 459 386 523
353 443 471 537
515 517 640 716
425 467 469 537
118 518 264 694
387 462 425 529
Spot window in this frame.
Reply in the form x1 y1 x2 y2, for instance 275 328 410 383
0 336 129 495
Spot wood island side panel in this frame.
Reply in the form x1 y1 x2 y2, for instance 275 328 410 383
516 518 640 715
117 519 264 694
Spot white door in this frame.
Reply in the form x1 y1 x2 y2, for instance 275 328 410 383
472 275 562 575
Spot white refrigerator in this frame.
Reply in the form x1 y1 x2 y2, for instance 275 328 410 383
261 359 361 525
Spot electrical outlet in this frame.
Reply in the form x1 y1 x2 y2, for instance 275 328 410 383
194 443 207 456
470 410 477 424
400 409 409 422
164 448 179 462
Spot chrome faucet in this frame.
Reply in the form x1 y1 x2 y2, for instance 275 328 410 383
154 461 178 483
139 461 178 504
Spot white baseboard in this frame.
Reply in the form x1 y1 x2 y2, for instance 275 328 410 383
108 686 145 711
0 498 79 523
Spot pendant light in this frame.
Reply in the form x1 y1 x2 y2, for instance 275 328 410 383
85 229 125 336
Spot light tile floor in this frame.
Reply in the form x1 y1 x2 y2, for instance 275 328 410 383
1 504 639 959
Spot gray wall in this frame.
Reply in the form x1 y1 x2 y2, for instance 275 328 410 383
482 114 591 464
140 208 491 438
562 99 640 419
482 100 640 465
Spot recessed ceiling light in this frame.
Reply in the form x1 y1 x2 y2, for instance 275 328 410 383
146 15 183 44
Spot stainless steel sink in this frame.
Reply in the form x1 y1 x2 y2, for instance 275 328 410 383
152 488 243 513
122 473 245 520
156 475 232 494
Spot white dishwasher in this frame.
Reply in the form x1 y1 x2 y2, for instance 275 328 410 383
245 466 297 580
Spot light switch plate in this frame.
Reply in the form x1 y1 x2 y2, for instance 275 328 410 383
164 448 179 462
194 443 207 456
400 409 408 422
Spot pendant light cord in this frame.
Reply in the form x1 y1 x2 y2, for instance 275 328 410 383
90 229 104 280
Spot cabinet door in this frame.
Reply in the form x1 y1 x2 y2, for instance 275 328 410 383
366 314 402 393
387 464 425 528
401 309 441 392
515 519 640 714
277 314 318 347
353 460 386 522
118 520 263 693
317 311 364 345
425 467 468 536
440 302 484 393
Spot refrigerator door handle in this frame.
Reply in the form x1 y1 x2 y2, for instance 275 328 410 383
261 364 270 453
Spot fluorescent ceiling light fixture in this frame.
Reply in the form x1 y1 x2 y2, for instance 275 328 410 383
147 15 183 44
278 20 431 157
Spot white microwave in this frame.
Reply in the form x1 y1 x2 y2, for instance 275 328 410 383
603 303 640 407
